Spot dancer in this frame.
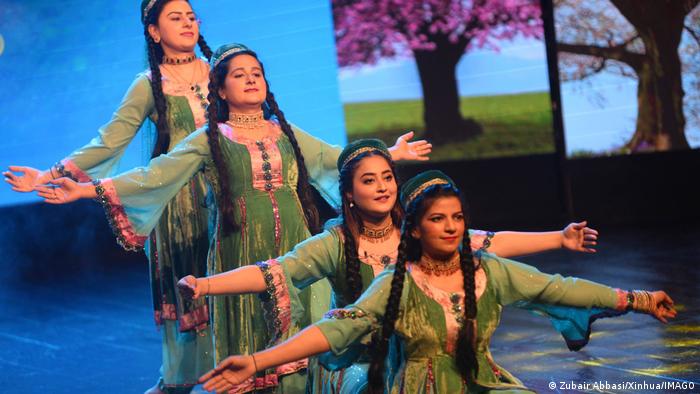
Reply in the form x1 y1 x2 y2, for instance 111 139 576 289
4 1 215 392
179 140 602 393
32 44 430 393
198 170 675 393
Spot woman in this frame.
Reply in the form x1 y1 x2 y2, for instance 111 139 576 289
178 141 602 393
4 1 214 392
197 170 676 394
32 44 429 393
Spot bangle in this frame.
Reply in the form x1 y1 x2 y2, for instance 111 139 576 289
251 354 259 372
625 290 635 311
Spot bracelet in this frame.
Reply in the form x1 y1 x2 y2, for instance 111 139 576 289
251 354 259 373
625 290 635 311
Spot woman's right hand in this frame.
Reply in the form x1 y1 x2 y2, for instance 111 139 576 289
34 178 90 204
4 166 52 192
178 275 204 300
200 355 257 393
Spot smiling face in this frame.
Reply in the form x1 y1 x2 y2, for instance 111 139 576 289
346 154 398 222
147 0 199 56
218 54 268 113
412 195 465 259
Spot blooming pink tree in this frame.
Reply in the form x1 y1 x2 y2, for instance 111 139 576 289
555 0 700 151
333 0 544 143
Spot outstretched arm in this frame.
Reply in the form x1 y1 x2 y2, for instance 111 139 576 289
178 229 343 300
178 266 266 300
487 221 598 257
200 326 330 393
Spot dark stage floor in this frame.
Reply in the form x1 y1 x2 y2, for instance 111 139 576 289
1 226 698 393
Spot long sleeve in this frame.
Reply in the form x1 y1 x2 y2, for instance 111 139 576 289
58 74 154 182
96 128 211 250
290 123 342 207
484 252 621 309
255 228 344 344
482 252 627 351
315 267 395 357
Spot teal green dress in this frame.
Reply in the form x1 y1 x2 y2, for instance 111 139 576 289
315 252 627 393
96 120 341 393
54 70 213 390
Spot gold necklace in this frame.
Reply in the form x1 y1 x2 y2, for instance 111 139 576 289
416 253 461 276
227 111 266 129
360 222 394 243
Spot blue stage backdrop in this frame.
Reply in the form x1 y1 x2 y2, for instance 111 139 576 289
0 0 345 207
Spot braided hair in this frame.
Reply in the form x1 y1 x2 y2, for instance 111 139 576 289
338 151 402 302
142 0 214 158
205 49 322 235
367 184 478 392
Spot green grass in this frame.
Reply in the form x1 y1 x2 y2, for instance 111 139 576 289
344 92 556 161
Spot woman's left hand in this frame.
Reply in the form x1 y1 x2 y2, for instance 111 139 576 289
561 221 598 253
389 131 432 162
199 355 256 393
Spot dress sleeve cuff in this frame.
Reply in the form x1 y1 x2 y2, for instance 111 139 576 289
56 159 92 183
256 259 293 345
94 178 148 251
470 230 495 252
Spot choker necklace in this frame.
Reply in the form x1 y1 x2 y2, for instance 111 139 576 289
417 253 461 276
227 111 266 129
360 222 394 243
163 54 197 65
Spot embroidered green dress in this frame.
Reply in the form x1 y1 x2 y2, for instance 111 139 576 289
314 252 627 393
96 120 341 393
54 69 213 390
253 225 494 393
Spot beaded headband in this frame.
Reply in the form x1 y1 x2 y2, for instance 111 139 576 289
211 46 249 69
142 0 158 22
341 147 389 169
404 178 450 207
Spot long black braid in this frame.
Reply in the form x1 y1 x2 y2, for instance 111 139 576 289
367 184 479 391
338 151 402 302
205 56 239 234
265 91 322 234
142 0 214 158
367 213 413 393
457 221 479 381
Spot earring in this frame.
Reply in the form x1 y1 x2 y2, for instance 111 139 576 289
349 201 355 208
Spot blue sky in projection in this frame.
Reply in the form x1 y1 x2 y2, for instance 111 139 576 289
0 0 344 206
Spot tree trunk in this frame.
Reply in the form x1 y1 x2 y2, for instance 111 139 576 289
613 0 691 151
413 36 482 144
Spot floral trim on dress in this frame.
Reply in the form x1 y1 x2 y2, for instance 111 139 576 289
55 159 92 183
256 259 293 344
94 178 148 251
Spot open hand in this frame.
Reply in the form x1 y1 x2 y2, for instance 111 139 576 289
389 131 432 162
647 291 677 324
4 166 51 192
200 355 256 393
562 221 598 253
34 178 84 204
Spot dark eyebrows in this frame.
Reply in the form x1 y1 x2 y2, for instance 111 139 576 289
167 11 195 16
230 66 262 73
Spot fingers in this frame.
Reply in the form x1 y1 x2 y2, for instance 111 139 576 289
398 131 415 141
7 166 28 173
50 178 69 186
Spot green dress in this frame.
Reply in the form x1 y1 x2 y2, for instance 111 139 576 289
253 225 494 393
96 121 341 393
55 70 213 390
314 252 626 393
